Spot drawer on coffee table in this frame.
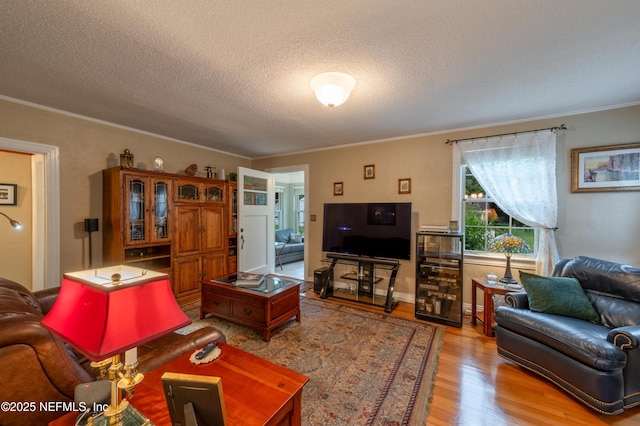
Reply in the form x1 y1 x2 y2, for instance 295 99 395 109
232 302 266 323
202 292 232 316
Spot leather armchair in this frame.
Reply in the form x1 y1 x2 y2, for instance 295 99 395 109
495 256 640 415
0 277 225 426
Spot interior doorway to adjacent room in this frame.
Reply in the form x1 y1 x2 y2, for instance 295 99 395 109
271 165 308 282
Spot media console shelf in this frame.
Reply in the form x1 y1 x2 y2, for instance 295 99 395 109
319 253 400 313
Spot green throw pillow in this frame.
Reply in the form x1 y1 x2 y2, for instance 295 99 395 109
519 271 600 324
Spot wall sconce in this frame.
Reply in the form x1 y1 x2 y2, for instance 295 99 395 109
0 211 21 230
310 72 356 110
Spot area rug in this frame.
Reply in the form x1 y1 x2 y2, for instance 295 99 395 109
180 297 445 425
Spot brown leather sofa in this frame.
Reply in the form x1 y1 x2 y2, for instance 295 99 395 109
0 277 226 425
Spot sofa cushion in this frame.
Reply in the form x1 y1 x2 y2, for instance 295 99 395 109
519 271 600 323
588 293 640 329
555 256 640 302
288 232 303 243
275 228 293 243
495 307 626 371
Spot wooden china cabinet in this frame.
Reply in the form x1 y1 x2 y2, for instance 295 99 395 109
227 181 238 274
172 177 227 304
103 167 232 306
103 168 173 274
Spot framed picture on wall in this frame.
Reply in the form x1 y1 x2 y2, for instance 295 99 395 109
364 164 375 179
398 178 411 194
571 143 640 192
0 183 17 205
333 182 344 196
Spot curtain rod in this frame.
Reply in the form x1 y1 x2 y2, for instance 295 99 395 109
445 124 567 145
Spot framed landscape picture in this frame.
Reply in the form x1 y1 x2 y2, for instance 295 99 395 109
572 143 640 192
0 183 17 205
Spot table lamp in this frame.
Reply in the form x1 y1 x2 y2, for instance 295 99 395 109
488 233 531 285
42 265 191 425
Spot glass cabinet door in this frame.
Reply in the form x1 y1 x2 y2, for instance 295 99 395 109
151 179 171 242
125 176 147 244
415 232 463 327
203 182 224 202
175 181 200 201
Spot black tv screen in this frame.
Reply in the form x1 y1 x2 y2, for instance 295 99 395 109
322 203 412 260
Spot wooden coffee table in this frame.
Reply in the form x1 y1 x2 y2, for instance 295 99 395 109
201 274 301 341
49 342 309 425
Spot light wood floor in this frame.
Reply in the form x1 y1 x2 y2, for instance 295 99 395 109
301 288 640 426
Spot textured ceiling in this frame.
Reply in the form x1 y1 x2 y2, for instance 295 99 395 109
1 1 639 158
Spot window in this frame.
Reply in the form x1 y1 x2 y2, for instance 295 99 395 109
463 166 535 255
274 186 284 230
293 187 304 233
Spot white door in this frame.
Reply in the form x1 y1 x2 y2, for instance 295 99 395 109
237 167 275 275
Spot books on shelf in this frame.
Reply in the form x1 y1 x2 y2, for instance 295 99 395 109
419 224 449 233
235 273 265 287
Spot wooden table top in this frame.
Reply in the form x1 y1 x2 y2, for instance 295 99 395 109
51 342 309 425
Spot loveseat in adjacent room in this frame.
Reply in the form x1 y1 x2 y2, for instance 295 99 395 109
275 227 304 265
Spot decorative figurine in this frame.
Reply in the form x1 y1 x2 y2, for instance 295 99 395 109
120 149 134 168
154 157 164 172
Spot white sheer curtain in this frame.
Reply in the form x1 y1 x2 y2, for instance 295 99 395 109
457 129 559 275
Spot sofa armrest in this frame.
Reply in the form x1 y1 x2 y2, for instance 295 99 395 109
0 317 93 398
504 291 529 309
607 326 640 350
137 325 226 373
34 287 61 314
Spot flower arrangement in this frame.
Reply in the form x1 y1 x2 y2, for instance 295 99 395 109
488 232 531 255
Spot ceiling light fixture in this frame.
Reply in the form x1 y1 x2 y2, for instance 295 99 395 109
310 72 356 110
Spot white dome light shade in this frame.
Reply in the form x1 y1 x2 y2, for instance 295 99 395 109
310 72 356 109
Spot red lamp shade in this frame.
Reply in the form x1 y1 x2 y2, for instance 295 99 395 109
42 266 191 361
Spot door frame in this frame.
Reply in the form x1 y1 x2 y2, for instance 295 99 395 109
268 164 309 281
0 136 60 290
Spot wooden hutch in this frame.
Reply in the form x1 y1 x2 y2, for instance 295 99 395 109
102 167 238 306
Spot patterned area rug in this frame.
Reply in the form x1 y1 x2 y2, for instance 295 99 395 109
180 297 444 425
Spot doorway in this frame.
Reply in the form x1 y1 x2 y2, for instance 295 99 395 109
271 165 308 282
0 137 60 290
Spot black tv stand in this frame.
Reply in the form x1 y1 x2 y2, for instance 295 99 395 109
319 253 400 313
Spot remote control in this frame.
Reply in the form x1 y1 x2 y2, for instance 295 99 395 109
195 342 218 360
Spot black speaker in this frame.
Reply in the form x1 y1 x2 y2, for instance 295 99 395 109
84 218 99 232
314 267 333 295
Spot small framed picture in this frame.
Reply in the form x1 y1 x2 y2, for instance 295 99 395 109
333 182 344 196
364 164 375 179
571 143 640 192
0 183 17 205
398 178 411 194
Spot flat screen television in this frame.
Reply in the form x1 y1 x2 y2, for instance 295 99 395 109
322 202 412 260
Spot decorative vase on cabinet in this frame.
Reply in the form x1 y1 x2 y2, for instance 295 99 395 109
415 232 464 327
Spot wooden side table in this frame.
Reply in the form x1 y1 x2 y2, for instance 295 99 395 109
49 342 309 425
471 277 522 337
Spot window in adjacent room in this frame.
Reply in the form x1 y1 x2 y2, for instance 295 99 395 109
294 187 304 234
462 166 536 255
274 186 284 229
